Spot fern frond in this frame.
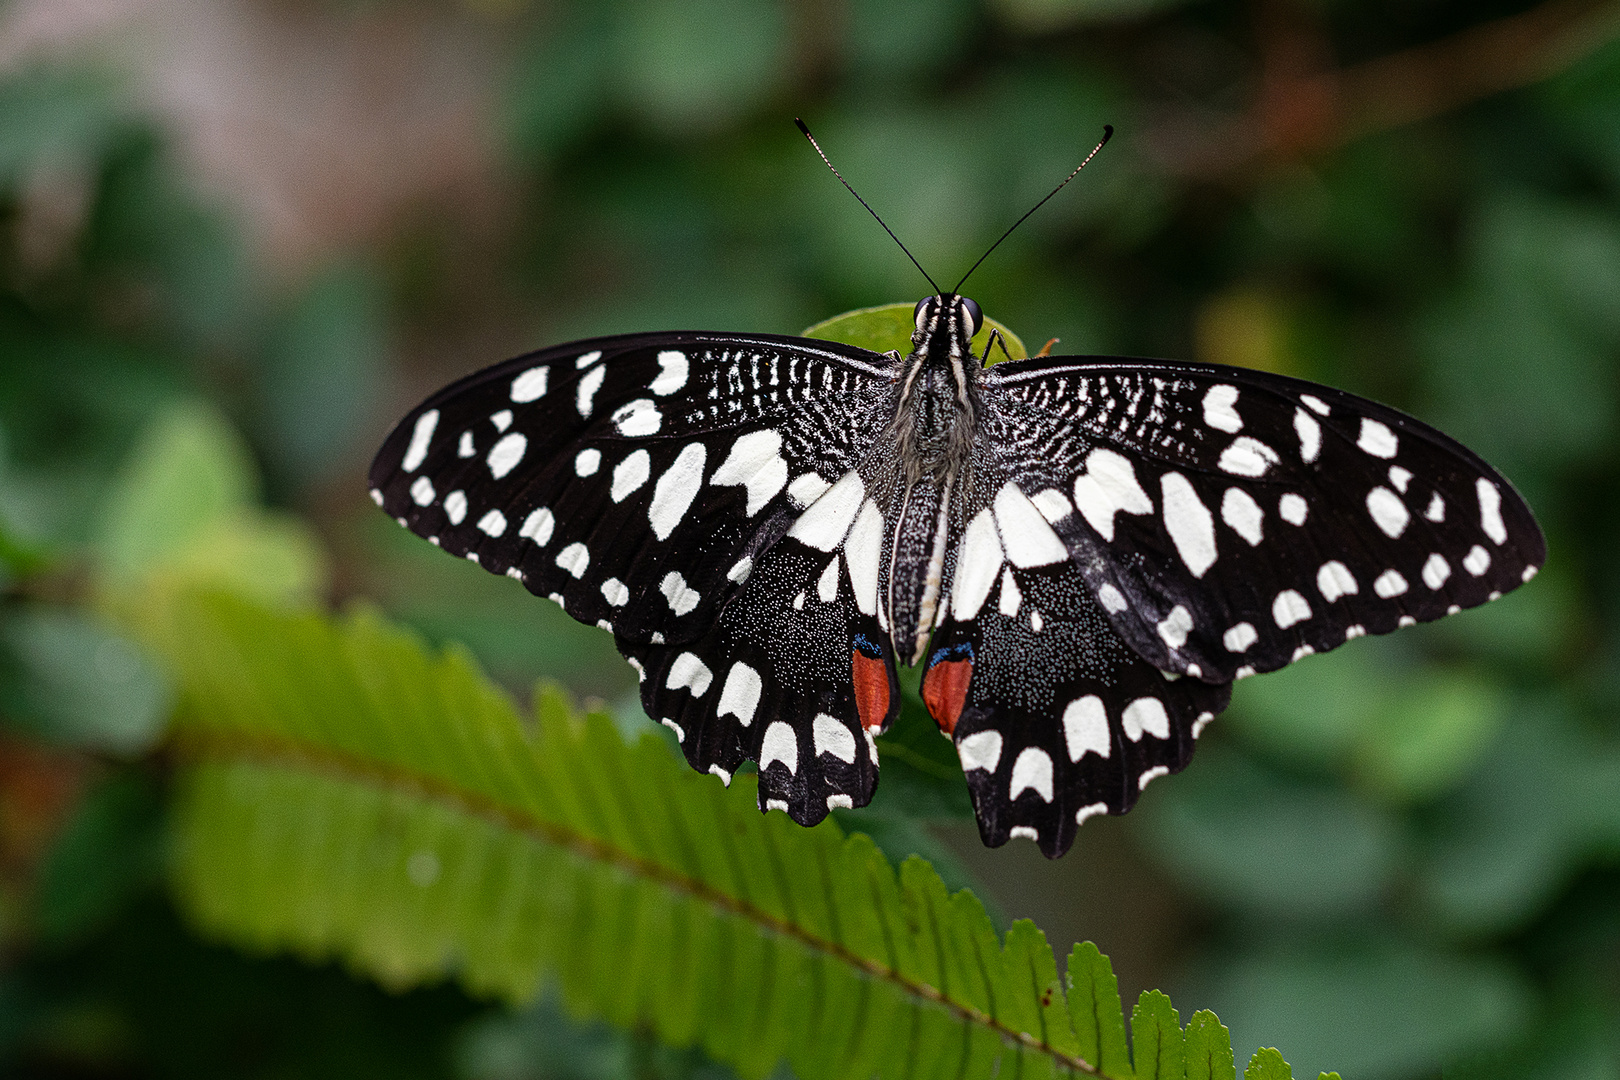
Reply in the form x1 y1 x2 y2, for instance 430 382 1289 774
157 591 1321 1080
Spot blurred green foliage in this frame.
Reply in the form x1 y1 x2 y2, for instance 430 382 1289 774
1 0 1619 1077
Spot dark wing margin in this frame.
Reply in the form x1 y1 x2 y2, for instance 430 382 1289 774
981 355 1545 685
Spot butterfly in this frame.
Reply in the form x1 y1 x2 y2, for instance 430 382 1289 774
368 288 1544 858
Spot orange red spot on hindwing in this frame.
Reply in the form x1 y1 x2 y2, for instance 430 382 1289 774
922 659 973 735
852 650 891 732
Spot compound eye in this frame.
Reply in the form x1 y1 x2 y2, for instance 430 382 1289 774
913 298 932 331
959 297 983 338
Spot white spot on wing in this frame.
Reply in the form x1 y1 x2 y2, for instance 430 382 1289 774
1422 553 1451 589
1317 561 1358 601
1030 488 1073 523
1374 569 1408 597
1072 449 1152 541
1098 584 1127 613
509 367 548 402
718 663 761 726
1425 493 1446 522
612 450 651 502
957 730 1003 772
477 509 507 537
487 433 527 479
1223 622 1257 652
787 473 831 509
1062 696 1109 761
813 714 857 763
410 476 435 505
1273 589 1311 627
998 567 1022 617
666 652 712 697
574 448 601 477
491 409 512 432
786 470 865 551
1009 826 1039 842
555 542 589 578
1463 545 1491 576
519 507 554 545
458 431 475 458
1121 698 1170 741
709 764 731 785
576 366 606 417
817 557 839 602
1477 478 1507 544
1218 437 1281 477
727 556 752 583
651 350 688 395
575 351 602 369
760 721 798 774
1138 765 1170 791
1366 486 1410 538
402 410 439 472
1161 472 1217 577
993 483 1068 567
1202 385 1242 433
950 508 1004 619
1389 465 1412 493
827 794 854 810
1158 605 1193 649
648 443 707 541
710 429 788 516
1358 418 1399 458
444 490 467 524
1221 488 1264 546
1301 394 1329 415
612 399 662 436
661 717 684 741
1294 409 1321 463
844 500 884 615
1280 493 1308 525
1077 803 1108 825
1009 747 1055 802
660 571 701 615
601 578 629 606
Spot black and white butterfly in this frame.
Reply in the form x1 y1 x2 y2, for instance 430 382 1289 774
369 291 1544 858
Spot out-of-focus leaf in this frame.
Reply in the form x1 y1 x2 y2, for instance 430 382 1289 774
845 0 975 81
0 606 170 755
257 262 387 485
1224 644 1395 770
506 7 614 160
1190 937 1530 1080
0 65 126 184
1417 702 1620 934
94 401 255 584
613 0 790 132
1352 671 1505 801
1136 746 1400 918
989 0 1195 32
34 771 164 945
803 302 1028 362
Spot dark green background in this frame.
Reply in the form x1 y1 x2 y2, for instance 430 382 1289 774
2 1 1618 1077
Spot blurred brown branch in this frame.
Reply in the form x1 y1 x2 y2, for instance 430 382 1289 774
1149 0 1620 176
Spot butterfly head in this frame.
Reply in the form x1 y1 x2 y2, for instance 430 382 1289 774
912 294 983 357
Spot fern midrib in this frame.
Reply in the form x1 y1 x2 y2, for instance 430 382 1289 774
173 726 1104 1077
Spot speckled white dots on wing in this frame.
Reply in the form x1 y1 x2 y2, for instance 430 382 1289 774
509 367 548 402
1009 747 1055 802
709 429 788 516
957 729 1003 772
651 350 688 395
717 663 762 726
1062 696 1109 761
576 365 606 417
760 721 798 774
1122 698 1170 741
666 652 713 697
487 433 527 479
951 508 1004 619
1161 472 1217 577
993 483 1068 567
813 714 857 763
402 410 438 472
648 443 707 541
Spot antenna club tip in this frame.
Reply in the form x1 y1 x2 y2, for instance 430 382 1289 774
1102 124 1114 141
794 117 811 136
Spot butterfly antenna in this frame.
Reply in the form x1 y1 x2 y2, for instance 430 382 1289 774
952 125 1113 295
796 118 942 296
